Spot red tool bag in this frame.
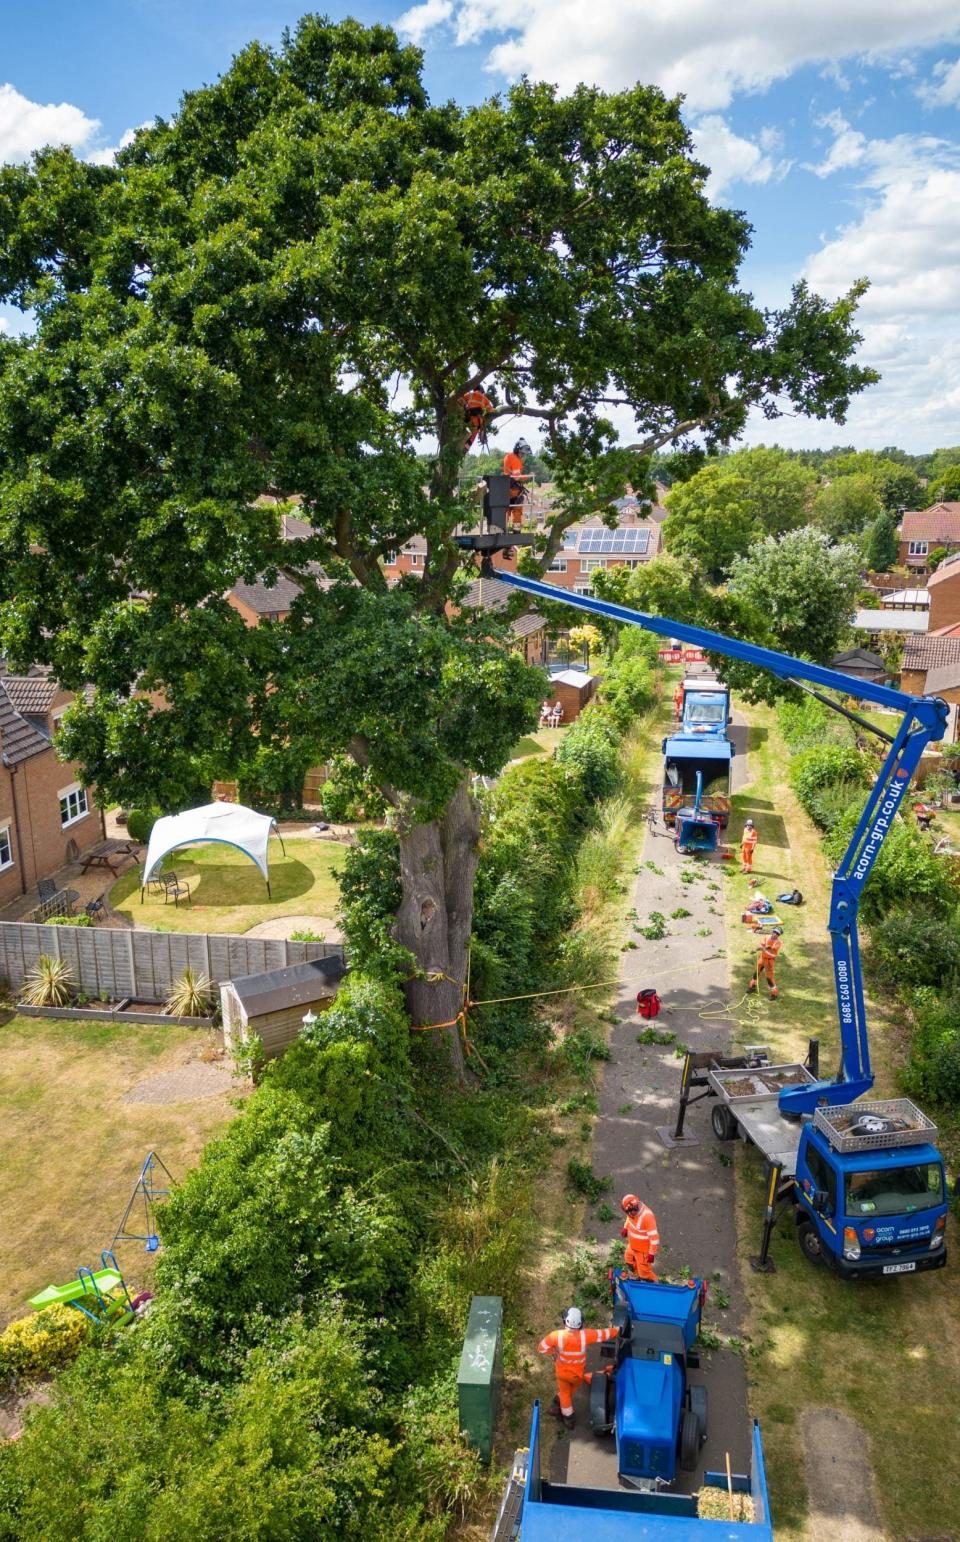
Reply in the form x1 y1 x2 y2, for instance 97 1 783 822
636 988 661 1019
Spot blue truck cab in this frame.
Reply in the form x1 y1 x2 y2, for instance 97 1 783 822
794 1111 948 1278
590 1274 708 1484
662 679 734 850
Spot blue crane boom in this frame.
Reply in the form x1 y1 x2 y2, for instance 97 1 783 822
490 568 948 1116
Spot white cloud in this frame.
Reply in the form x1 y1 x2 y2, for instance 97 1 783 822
918 55 960 107
86 126 143 166
737 127 960 452
0 82 102 164
397 0 454 46
690 115 790 198
414 1 960 109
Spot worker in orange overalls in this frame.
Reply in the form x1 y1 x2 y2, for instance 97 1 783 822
621 1193 660 1279
740 817 758 873
503 439 532 529
673 680 685 718
747 925 782 1000
537 1306 618 1429
462 388 493 450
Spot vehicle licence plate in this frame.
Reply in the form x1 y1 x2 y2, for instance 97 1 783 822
882 1262 916 1275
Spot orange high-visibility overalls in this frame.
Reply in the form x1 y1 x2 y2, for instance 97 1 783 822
622 1203 660 1278
537 1325 618 1416
751 932 782 997
673 683 685 718
462 389 493 449
503 450 529 529
741 825 758 871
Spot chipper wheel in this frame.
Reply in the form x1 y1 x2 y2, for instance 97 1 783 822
679 1407 702 1472
590 1372 615 1437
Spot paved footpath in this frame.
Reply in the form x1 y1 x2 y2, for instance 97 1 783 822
556 710 752 1493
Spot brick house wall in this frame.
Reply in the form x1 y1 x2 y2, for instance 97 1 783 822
927 561 960 632
0 751 101 906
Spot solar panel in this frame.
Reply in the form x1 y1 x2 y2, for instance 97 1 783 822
578 527 649 554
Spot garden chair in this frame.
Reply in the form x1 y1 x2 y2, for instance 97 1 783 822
85 897 106 924
162 873 191 908
141 867 167 898
37 878 58 904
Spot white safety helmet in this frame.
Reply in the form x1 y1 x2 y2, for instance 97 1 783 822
563 1306 583 1330
745 819 755 828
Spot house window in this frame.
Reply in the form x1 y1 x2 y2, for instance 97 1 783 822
0 825 12 872
562 531 578 549
580 558 607 572
384 551 397 565
547 558 567 573
408 553 423 567
59 784 89 828
574 583 594 596
908 541 929 557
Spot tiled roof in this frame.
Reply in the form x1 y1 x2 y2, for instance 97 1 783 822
900 503 960 543
510 612 546 638
460 577 512 611
2 676 58 716
930 622 960 637
0 681 53 766
927 552 960 586
902 634 960 672
229 575 303 614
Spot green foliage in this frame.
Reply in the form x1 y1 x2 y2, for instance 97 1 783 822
334 828 407 974
662 448 817 580
928 547 949 572
125 808 158 845
20 955 75 1008
811 473 881 541
0 1306 87 1385
637 911 667 940
829 451 922 514
237 742 315 816
870 906 960 990
863 509 900 572
789 744 869 823
164 967 214 1018
555 708 621 802
905 989 960 1107
597 651 655 732
566 1159 611 1201
728 527 862 664
776 696 838 752
319 753 387 823
45 914 92 927
823 805 956 922
925 466 960 505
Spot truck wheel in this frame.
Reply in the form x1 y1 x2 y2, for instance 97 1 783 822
711 1104 738 1142
689 1384 708 1439
679 1408 701 1472
797 1219 823 1266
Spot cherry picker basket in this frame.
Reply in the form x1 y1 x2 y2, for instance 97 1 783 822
813 1099 938 1154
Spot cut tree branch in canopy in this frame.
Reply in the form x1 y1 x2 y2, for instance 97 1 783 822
0 16 878 1073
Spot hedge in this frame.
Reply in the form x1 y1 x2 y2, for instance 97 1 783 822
0 1305 87 1385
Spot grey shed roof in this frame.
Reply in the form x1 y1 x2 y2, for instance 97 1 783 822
924 662 960 695
229 956 346 1017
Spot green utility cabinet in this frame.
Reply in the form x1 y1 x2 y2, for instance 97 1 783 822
457 1294 503 1464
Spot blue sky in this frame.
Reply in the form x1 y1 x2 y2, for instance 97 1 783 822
4 2 960 451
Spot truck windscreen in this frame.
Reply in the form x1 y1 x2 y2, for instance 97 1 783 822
686 702 725 723
845 1163 943 1218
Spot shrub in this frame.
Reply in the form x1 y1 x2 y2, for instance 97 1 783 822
165 967 214 1017
805 779 865 834
776 696 841 752
0 1305 88 1384
45 914 93 927
823 812 956 922
904 988 960 1108
600 653 654 732
20 955 75 1007
319 753 387 823
566 1159 610 1201
555 709 621 802
869 906 960 990
335 828 406 973
790 744 869 822
125 808 158 844
289 928 322 941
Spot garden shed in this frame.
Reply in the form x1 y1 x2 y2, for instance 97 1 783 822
221 955 346 1060
547 668 599 724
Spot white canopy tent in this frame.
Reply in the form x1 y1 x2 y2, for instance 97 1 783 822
142 802 285 897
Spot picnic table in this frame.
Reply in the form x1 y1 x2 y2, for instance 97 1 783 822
79 839 139 877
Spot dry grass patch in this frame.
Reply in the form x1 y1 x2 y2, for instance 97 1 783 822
0 1014 240 1325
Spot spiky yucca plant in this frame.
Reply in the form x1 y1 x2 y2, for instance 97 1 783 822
165 967 214 1018
21 954 76 1007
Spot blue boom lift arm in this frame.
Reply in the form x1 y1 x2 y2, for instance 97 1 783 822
488 568 948 1116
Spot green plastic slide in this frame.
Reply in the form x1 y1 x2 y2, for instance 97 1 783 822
29 1269 123 1311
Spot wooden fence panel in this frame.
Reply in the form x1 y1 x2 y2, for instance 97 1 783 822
0 924 343 1001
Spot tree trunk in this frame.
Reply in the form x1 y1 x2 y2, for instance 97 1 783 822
395 777 481 1079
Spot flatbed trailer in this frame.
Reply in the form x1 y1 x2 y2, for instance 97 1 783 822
672 1044 948 1277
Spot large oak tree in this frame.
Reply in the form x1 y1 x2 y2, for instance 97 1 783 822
0 16 876 1070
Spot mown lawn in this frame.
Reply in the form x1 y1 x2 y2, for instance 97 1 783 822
0 1014 239 1325
724 703 960 1540
511 726 567 759
108 836 345 934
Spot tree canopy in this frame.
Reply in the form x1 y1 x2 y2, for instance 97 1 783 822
661 446 817 580
727 527 861 664
811 472 881 542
